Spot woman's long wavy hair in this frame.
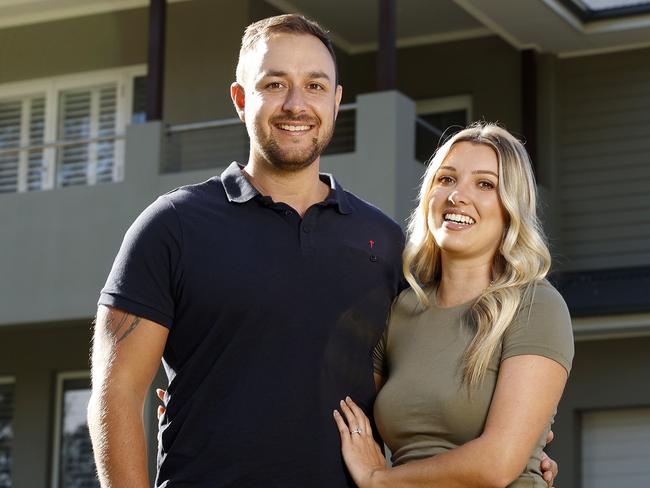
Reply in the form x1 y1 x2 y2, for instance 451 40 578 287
403 122 551 387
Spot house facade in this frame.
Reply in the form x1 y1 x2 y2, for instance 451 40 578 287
0 1 649 486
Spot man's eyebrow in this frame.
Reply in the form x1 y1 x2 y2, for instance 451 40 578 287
260 70 331 81
438 166 499 178
261 69 287 78
307 70 331 81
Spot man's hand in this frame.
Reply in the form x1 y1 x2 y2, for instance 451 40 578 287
156 388 166 419
540 430 558 487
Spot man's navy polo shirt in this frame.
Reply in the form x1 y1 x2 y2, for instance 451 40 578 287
99 162 405 487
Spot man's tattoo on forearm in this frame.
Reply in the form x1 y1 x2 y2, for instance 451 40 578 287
105 313 142 343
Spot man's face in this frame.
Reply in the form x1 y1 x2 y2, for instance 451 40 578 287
234 33 342 172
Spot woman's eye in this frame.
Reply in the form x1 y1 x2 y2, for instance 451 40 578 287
438 175 454 185
478 180 495 190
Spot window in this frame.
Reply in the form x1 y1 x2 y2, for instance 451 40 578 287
581 407 650 487
0 378 15 488
51 372 98 488
0 66 145 194
415 95 471 163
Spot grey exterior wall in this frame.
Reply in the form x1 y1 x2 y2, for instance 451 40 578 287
331 36 522 129
551 335 650 488
555 47 650 271
0 9 147 83
0 0 250 123
0 321 92 488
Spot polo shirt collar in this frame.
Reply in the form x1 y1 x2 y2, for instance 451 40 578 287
221 162 258 203
220 161 353 214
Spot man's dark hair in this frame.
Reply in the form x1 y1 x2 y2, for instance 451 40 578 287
236 14 339 85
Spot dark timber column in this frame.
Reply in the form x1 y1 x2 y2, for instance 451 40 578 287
521 48 538 174
146 0 166 121
377 0 397 91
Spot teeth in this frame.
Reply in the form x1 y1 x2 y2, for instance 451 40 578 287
279 124 311 131
444 213 476 225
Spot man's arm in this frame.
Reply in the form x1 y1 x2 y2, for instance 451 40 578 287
88 305 169 488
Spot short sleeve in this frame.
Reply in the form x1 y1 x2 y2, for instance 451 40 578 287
98 196 182 328
372 330 388 377
502 282 574 374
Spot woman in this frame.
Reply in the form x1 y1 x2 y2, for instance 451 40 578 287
333 123 574 487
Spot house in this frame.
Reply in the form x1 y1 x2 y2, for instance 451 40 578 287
0 0 649 486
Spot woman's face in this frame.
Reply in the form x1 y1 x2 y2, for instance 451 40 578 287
427 141 506 263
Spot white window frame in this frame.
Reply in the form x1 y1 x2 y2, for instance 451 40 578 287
0 64 146 192
0 376 16 488
416 94 473 120
50 370 93 488
415 95 473 123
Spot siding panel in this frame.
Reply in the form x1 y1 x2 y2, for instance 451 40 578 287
558 49 650 271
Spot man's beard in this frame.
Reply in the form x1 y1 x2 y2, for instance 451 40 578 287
252 117 335 173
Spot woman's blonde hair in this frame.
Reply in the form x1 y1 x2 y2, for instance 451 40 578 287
403 122 551 387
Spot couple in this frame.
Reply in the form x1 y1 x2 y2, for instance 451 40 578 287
88 13 572 488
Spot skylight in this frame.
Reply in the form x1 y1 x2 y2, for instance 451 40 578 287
562 0 650 20
576 0 650 10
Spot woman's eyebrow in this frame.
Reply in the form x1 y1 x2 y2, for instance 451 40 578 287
438 166 498 178
472 170 498 178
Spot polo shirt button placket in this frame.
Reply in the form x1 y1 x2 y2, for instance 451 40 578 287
300 218 316 255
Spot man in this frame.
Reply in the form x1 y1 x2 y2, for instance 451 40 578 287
88 14 558 488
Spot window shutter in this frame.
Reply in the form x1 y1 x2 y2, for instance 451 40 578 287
96 86 117 184
0 101 21 193
57 89 92 187
57 84 117 187
0 382 15 487
27 97 46 191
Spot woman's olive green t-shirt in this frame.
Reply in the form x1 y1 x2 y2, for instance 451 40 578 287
373 281 574 487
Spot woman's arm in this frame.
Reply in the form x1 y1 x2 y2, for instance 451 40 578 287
335 354 568 488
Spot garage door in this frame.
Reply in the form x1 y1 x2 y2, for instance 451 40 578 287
582 407 650 488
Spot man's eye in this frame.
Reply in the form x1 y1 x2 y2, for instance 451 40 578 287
266 82 283 89
308 83 324 90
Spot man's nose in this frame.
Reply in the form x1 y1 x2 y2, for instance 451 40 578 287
282 86 307 114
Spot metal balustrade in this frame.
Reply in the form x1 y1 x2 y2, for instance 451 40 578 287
0 135 125 193
163 104 357 173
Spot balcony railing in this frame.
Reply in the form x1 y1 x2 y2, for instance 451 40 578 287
163 103 357 173
414 116 443 164
0 135 125 193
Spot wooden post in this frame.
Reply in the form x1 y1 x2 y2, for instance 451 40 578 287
521 49 538 174
377 0 397 91
146 0 166 121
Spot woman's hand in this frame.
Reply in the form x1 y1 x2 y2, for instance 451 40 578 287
333 396 387 488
